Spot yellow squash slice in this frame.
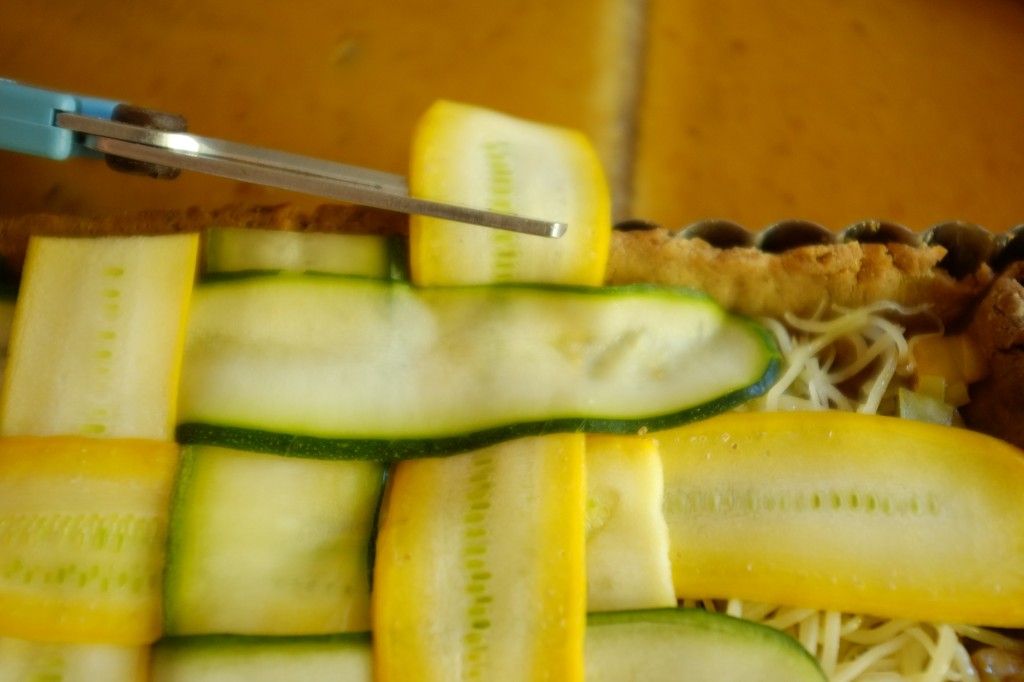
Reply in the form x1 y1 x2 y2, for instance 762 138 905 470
0 233 198 440
409 100 610 287
373 435 586 682
0 436 179 644
659 411 1024 626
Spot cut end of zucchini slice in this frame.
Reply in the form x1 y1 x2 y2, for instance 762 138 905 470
585 608 827 682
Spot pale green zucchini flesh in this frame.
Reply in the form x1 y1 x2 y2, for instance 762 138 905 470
176 274 779 460
163 445 385 636
585 608 827 682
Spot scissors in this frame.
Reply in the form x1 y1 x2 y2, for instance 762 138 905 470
0 79 566 239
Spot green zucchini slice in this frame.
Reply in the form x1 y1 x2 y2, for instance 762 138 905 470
177 274 779 460
163 445 384 636
585 608 826 682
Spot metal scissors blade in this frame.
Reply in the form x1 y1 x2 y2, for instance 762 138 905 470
54 111 567 239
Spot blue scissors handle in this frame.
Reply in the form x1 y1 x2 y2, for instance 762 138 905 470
0 79 119 159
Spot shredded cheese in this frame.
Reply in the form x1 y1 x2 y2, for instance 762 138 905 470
679 599 1024 682
685 302 1021 682
750 301 929 414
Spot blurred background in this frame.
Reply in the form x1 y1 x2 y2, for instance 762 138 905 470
1 0 1022 232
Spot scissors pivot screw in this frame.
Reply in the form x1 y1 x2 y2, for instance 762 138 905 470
105 104 187 180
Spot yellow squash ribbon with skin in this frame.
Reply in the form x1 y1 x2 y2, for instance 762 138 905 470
373 435 586 682
0 232 196 662
375 101 609 681
409 99 611 287
0 233 199 440
659 410 1024 627
0 436 179 644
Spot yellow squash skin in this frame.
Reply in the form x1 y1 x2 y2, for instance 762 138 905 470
659 411 1024 626
409 100 611 287
0 436 179 644
372 435 586 682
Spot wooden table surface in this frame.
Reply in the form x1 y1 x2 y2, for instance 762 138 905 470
1 0 1022 232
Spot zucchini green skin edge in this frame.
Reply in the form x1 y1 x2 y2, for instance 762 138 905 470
586 608 827 682
155 631 373 651
176 277 781 462
162 443 202 634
